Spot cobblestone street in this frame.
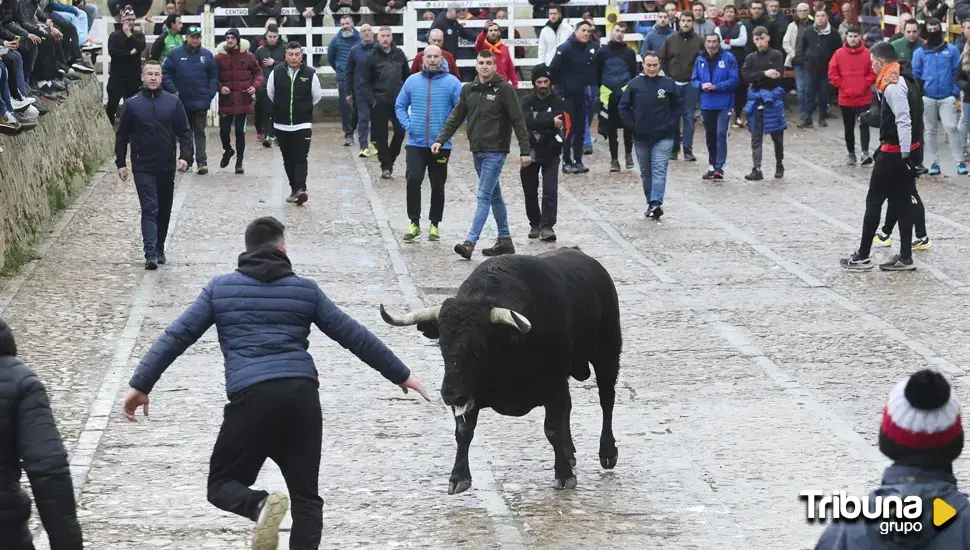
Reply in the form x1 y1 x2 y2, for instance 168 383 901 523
5 114 970 549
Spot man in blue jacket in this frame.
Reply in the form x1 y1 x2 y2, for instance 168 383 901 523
692 32 739 180
912 18 962 176
122 216 430 550
329 14 361 147
619 51 680 221
162 25 218 174
814 369 970 549
115 60 193 270
394 45 461 243
346 23 376 157
550 20 597 174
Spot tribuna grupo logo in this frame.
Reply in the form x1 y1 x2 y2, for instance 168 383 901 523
800 490 930 536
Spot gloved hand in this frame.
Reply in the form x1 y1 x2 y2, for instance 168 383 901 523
901 153 921 177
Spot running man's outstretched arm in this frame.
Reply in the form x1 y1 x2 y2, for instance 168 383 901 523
129 283 216 394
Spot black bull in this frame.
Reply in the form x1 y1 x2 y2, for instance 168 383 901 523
379 247 621 493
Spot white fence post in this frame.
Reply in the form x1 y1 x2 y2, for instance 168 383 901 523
204 4 219 124
403 4 418 61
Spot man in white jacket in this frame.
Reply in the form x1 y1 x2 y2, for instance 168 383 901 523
538 4 574 65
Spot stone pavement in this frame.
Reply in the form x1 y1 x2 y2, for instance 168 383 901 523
4 113 970 549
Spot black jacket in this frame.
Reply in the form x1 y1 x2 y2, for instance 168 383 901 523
550 35 599 94
742 47 784 90
360 43 409 106
0 0 41 40
255 40 286 83
799 25 842 75
0 322 83 550
248 0 282 18
108 28 147 79
521 89 566 162
115 88 194 171
430 13 478 59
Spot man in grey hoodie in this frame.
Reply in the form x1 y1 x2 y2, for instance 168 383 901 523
813 369 970 549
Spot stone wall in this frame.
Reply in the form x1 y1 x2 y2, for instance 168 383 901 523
0 77 113 272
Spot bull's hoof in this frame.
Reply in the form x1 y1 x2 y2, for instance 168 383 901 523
553 477 578 490
568 457 577 468
449 479 472 495
600 454 618 470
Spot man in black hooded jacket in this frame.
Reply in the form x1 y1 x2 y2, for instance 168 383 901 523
0 319 83 550
519 63 565 242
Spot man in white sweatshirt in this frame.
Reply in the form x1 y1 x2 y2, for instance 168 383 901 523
538 4 574 65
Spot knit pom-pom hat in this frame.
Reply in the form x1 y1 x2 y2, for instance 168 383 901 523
879 369 964 467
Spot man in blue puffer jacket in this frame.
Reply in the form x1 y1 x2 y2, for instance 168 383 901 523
912 18 962 176
328 14 361 146
162 25 218 174
122 216 430 550
395 45 462 243
619 51 680 221
692 32 739 180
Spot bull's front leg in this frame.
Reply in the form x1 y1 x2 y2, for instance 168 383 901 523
544 385 577 490
449 408 479 495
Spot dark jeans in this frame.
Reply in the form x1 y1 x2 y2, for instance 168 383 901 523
276 128 312 193
220 114 247 160
607 124 632 161
371 101 404 171
254 91 274 138
186 109 208 167
337 77 353 138
806 73 831 119
750 108 784 170
520 155 560 229
133 170 175 258
857 151 916 260
105 76 141 124
841 105 870 154
405 145 450 225
354 96 371 150
207 378 323 550
561 90 586 165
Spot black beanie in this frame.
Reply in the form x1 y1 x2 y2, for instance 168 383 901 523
879 369 964 468
532 63 551 86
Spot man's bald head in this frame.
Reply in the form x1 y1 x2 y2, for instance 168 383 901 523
795 1 810 19
423 44 444 71
428 28 445 47
360 23 374 41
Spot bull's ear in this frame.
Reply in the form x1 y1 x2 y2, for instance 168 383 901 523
416 321 440 340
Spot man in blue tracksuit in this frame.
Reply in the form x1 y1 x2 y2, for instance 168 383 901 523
550 20 597 174
115 61 193 270
620 51 680 221
691 32 739 179
162 25 219 174
395 45 462 243
912 18 962 176
122 216 430 550
328 14 361 146
346 23 376 157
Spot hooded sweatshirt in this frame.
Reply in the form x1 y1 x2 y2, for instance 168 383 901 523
814 465 970 549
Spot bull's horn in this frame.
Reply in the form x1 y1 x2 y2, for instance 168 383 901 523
490 307 532 334
379 303 441 326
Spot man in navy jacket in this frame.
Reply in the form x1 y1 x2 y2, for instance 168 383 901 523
115 60 193 270
162 25 219 174
122 216 430 550
550 20 598 174
691 32 739 179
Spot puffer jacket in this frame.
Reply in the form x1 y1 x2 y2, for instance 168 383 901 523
744 86 787 134
815 465 970 549
828 43 876 107
327 27 360 82
913 41 960 99
0 321 83 550
346 39 375 96
215 38 263 116
395 65 462 149
550 34 599 95
129 246 411 397
162 43 219 111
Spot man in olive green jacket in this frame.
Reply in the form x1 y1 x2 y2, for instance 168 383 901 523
433 49 531 259
891 19 923 62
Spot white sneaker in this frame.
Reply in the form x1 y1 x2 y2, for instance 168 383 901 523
251 491 288 550
23 105 38 119
10 98 28 111
0 112 22 131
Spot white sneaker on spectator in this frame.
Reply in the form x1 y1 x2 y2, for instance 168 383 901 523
10 98 29 111
81 42 100 53
71 61 95 74
22 105 39 119
0 112 22 132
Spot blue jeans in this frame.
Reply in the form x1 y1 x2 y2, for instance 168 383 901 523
466 152 509 244
794 65 809 119
2 51 27 98
673 83 699 152
634 138 674 207
701 108 731 171
584 84 595 146
50 3 88 45
0 63 10 115
337 77 352 138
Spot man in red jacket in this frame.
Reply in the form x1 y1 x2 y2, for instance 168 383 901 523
216 28 263 174
828 25 876 165
410 28 461 78
474 21 518 87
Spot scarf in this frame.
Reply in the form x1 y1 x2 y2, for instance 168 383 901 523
485 38 504 53
875 61 900 92
816 22 831 35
